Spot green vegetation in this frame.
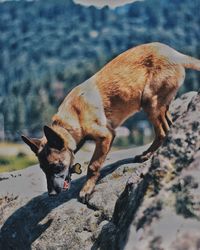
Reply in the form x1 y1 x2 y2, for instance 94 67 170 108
0 153 37 173
0 142 37 172
0 151 37 173
0 0 200 141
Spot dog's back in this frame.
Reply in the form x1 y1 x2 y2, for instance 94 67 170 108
56 42 200 132
95 42 184 127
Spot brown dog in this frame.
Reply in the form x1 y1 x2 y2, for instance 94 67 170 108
22 42 200 202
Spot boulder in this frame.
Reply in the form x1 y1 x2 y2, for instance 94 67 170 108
95 91 200 249
0 91 199 250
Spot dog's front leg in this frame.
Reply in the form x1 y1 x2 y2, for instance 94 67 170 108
79 128 113 203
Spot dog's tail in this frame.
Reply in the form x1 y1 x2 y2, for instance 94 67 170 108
153 43 200 71
177 52 200 71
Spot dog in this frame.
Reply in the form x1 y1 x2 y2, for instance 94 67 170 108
22 42 200 203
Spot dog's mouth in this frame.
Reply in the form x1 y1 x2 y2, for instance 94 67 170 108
63 176 71 191
49 163 82 195
63 179 70 190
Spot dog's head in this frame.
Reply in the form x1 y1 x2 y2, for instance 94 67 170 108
21 125 82 196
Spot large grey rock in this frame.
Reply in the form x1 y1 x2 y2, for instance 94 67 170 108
0 91 199 250
169 91 197 121
0 144 148 249
95 91 200 250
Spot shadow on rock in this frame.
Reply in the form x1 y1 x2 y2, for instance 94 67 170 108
0 156 141 250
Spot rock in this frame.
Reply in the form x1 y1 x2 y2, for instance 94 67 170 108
169 91 197 121
95 91 200 249
0 91 200 250
0 144 148 250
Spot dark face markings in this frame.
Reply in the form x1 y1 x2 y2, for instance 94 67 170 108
37 144 74 195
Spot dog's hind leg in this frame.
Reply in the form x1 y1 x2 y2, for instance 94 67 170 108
160 106 171 133
136 66 185 162
166 108 173 127
79 125 114 203
137 112 167 162
135 94 172 162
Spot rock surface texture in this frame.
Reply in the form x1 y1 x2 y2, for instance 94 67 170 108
0 91 200 250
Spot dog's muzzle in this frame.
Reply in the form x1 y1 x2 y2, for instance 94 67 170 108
48 162 82 196
48 170 72 197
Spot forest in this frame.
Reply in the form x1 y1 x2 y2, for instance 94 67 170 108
0 0 200 140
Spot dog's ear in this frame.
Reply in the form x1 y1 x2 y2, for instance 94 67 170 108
71 163 82 175
43 125 65 150
21 135 41 154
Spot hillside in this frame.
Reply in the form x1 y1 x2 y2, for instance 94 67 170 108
0 91 199 249
0 0 200 140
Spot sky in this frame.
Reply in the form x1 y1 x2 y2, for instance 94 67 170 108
0 0 144 7
73 0 144 8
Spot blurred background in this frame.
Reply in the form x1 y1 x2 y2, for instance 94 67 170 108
0 0 200 171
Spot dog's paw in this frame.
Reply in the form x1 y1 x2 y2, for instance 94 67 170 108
78 190 91 204
78 187 95 204
134 152 152 163
78 183 95 204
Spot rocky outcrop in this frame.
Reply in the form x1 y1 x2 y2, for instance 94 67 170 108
95 91 200 250
0 146 148 250
0 91 200 250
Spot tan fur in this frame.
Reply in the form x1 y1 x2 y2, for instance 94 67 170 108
22 42 200 202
